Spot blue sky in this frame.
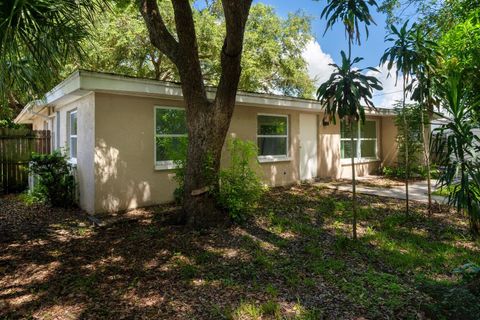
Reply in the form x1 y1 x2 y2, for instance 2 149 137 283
256 0 389 68
254 0 416 107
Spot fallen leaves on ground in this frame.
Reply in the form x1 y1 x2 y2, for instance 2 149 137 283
1 185 478 319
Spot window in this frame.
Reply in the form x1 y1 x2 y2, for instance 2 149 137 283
155 107 187 169
68 110 77 162
340 120 377 160
257 114 289 159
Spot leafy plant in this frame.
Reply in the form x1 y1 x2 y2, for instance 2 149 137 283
317 0 381 240
29 150 76 207
0 119 22 128
380 20 419 215
409 25 442 214
432 73 480 237
218 138 265 222
0 0 103 109
317 52 382 240
453 263 480 283
381 165 428 180
394 103 425 173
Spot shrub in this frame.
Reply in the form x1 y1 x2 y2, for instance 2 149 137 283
168 138 188 204
394 103 426 174
18 187 44 205
218 138 265 222
381 165 428 180
29 150 76 207
168 137 265 221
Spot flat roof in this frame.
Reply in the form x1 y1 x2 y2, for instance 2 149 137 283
15 70 396 123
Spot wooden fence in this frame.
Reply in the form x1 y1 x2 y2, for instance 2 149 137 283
0 128 51 194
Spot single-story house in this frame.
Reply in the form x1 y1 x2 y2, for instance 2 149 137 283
15 70 398 214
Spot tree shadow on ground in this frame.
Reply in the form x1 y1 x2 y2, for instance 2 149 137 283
1 185 479 319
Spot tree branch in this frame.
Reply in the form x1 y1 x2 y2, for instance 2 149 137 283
170 0 208 105
139 0 180 65
215 0 253 112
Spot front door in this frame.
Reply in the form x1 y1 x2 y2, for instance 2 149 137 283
299 113 318 181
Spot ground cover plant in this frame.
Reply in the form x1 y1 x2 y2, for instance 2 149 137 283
1 184 479 319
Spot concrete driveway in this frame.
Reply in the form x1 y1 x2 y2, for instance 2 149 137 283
318 177 447 204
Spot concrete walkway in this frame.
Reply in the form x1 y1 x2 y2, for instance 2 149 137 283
317 178 447 204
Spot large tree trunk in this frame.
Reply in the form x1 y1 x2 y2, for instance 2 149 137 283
140 0 252 227
181 100 234 227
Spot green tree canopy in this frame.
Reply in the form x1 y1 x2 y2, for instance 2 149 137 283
67 2 315 98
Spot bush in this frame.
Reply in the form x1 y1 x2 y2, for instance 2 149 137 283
381 165 428 180
169 138 265 222
29 151 77 207
394 103 426 174
218 138 265 222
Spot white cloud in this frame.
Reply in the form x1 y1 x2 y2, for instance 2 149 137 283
302 40 336 87
366 63 411 109
302 43 410 109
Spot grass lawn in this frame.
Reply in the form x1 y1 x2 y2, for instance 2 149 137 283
1 184 479 319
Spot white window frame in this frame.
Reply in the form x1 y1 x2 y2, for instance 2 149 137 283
68 110 78 164
340 119 379 164
154 106 187 170
257 113 290 163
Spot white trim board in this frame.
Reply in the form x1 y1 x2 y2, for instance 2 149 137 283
15 70 397 124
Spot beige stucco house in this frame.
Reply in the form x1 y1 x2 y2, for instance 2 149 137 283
15 70 398 214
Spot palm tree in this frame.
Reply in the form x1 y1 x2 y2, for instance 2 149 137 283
409 25 442 215
0 0 102 111
319 0 381 240
317 52 382 239
321 0 378 58
380 21 417 215
317 0 382 239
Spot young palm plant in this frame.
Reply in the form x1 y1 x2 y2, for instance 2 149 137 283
319 0 381 240
433 73 480 237
409 25 442 215
317 52 382 239
321 0 378 57
380 21 417 215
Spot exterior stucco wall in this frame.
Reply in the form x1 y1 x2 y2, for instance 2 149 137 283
318 119 341 178
30 96 96 213
93 92 398 213
380 116 398 167
56 94 96 213
228 106 300 187
93 93 302 213
94 94 181 212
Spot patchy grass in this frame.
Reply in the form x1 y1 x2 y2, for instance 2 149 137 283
1 185 479 319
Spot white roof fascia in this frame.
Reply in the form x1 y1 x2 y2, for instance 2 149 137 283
15 70 396 124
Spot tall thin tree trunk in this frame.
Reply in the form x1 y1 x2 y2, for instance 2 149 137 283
347 40 357 240
403 75 410 215
351 121 357 240
421 107 432 215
